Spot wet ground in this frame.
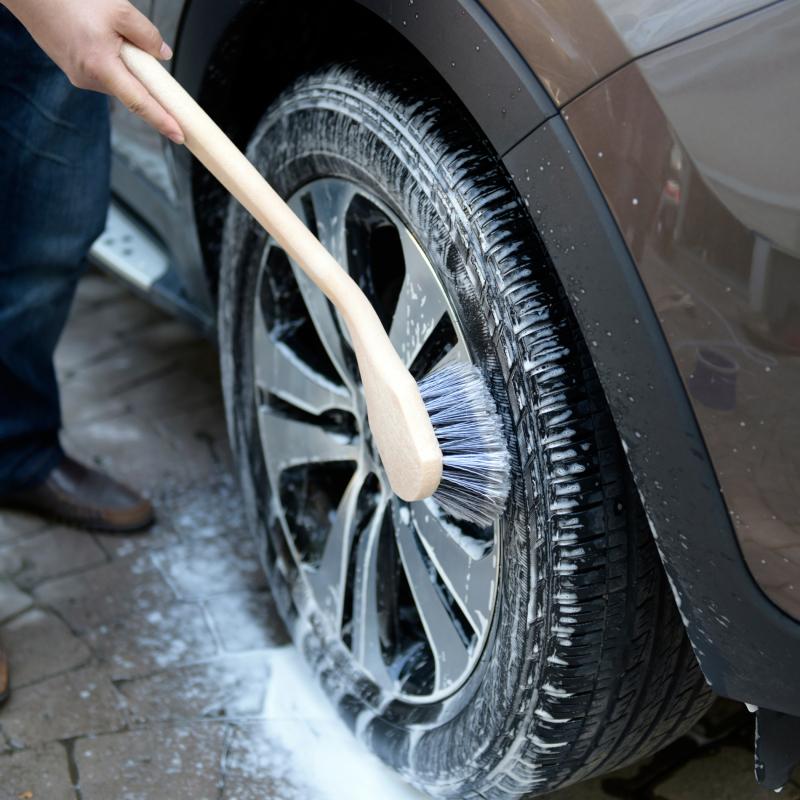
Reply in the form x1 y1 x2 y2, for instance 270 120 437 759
0 272 797 799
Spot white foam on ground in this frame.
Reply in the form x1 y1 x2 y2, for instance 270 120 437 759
249 646 427 799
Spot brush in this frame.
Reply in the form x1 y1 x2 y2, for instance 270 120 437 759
120 44 510 526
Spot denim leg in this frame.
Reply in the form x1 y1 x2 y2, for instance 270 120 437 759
0 8 110 491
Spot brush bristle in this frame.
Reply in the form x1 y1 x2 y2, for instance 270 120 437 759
418 362 510 528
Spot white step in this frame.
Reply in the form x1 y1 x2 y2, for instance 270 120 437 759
90 202 169 291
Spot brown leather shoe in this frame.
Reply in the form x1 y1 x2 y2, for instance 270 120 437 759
0 456 154 533
0 644 9 706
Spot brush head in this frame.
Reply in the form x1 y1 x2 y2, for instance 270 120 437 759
418 362 511 528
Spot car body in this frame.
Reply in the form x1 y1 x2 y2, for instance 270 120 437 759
95 0 800 791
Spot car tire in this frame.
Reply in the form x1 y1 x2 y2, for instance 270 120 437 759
218 62 713 798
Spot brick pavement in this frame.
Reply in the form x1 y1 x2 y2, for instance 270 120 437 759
0 272 797 799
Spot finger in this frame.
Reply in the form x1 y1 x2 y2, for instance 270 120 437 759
114 2 173 60
106 61 184 143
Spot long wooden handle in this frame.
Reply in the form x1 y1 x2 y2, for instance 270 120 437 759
119 44 443 501
121 45 373 324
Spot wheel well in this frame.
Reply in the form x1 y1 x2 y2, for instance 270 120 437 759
186 0 439 301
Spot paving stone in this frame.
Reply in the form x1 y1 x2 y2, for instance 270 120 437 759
0 666 126 748
72 270 130 306
59 291 163 351
63 413 219 489
654 746 800 800
60 375 132 426
151 403 232 472
1 609 90 688
128 316 205 352
75 723 227 800
545 777 615 799
0 743 75 800
205 592 289 653
222 724 305 800
64 351 178 413
163 474 250 542
34 553 175 632
152 536 267 600
92 517 184 559
0 580 33 623
55 294 153 377
120 368 220 419
83 601 217 679
0 511 45 546
117 653 270 724
64 414 166 469
0 526 106 590
86 474 247 563
56 334 121 380
222 719 427 800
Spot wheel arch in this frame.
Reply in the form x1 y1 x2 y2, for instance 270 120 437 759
170 0 555 298
173 0 554 152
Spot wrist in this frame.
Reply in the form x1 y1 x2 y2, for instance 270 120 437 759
0 1 39 27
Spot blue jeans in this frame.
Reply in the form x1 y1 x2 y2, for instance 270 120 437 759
0 8 110 492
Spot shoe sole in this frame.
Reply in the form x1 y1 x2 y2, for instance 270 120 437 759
48 511 156 534
1 504 155 535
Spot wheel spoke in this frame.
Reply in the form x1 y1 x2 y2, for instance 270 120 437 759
430 337 471 372
350 496 394 690
395 508 471 693
288 261 355 389
253 300 351 416
410 499 495 637
303 181 356 266
389 229 450 366
305 468 367 630
287 189 355 387
257 406 358 470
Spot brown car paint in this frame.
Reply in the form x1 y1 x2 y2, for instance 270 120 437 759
480 0 626 105
481 0 774 106
563 1 800 619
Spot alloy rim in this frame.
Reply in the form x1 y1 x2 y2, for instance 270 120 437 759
253 178 499 702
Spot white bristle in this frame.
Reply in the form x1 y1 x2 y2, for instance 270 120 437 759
418 361 510 527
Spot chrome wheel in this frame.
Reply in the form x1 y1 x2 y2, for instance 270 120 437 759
252 178 499 702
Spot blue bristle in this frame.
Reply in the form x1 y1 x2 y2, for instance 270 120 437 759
418 362 510 527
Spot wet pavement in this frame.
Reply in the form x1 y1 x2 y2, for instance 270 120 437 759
0 272 798 799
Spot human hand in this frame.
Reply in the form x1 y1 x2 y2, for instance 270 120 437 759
2 0 184 143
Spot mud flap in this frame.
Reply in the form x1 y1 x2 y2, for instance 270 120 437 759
755 708 800 790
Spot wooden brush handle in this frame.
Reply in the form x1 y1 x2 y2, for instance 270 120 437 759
121 44 375 333
119 44 443 501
